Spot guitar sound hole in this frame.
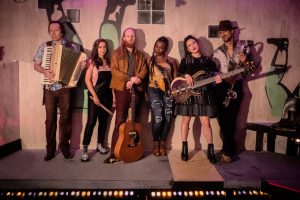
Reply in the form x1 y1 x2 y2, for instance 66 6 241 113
128 131 140 147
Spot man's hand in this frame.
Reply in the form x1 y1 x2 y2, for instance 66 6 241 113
184 74 193 86
44 69 55 81
80 59 87 69
239 53 247 63
214 75 222 84
130 76 141 85
126 80 134 90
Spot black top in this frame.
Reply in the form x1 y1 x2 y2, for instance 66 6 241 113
178 55 217 77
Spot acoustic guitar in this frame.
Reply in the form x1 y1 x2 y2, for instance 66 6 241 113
169 61 255 104
114 88 144 162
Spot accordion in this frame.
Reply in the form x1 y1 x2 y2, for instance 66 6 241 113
41 44 87 87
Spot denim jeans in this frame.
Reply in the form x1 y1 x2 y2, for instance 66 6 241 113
148 87 173 141
44 88 72 157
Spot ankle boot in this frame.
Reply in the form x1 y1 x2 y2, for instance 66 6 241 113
181 141 188 161
81 145 89 162
159 140 167 156
153 141 160 156
207 144 217 164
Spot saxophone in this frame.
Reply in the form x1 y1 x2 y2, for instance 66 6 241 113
223 40 253 107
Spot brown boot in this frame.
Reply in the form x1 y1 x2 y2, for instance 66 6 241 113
153 141 160 156
159 140 167 156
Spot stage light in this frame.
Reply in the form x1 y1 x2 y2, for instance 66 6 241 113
188 191 193 196
156 191 161 197
151 191 155 197
124 191 129 196
49 191 54 197
119 190 124 197
103 190 107 197
178 191 182 196
221 190 226 196
295 137 300 144
199 190 204 196
172 191 177 196
167 191 172 197
184 191 188 197
210 190 215 195
130 191 134 196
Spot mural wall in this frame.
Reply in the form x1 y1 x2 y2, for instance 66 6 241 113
0 0 299 153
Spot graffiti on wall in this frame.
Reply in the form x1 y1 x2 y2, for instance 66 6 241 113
265 38 300 117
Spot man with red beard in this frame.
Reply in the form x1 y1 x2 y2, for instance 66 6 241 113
104 28 147 163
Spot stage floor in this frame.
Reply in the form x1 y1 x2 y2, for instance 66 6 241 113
0 149 299 191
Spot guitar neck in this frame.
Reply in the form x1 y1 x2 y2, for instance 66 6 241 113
192 67 245 89
130 90 136 126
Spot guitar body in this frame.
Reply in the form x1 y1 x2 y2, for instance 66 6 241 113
170 62 255 104
114 120 144 162
170 70 206 103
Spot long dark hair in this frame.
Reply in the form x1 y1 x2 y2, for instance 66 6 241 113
149 36 169 78
90 38 110 68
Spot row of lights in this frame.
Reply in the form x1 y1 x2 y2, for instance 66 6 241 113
1 190 135 198
1 189 270 199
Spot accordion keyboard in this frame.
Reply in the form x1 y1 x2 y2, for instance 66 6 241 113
41 46 53 85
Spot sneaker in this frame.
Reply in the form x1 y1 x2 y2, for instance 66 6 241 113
97 143 108 154
81 146 89 162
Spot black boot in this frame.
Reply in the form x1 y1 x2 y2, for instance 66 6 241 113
181 141 188 161
207 144 217 164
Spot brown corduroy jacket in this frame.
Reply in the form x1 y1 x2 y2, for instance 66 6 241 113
110 46 148 91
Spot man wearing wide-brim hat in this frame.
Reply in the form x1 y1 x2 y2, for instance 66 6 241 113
212 20 251 163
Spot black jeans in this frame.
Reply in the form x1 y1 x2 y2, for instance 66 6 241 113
214 80 244 157
44 88 72 157
82 93 112 146
148 88 173 141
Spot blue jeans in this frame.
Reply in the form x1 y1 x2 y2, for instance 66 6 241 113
148 88 173 141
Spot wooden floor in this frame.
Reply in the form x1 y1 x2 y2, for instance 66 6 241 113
0 149 299 193
168 149 223 181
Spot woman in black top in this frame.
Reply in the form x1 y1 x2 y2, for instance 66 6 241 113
174 35 221 163
81 39 113 162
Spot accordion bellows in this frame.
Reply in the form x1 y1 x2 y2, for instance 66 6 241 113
41 44 87 87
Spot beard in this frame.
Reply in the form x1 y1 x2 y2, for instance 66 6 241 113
123 40 135 48
222 35 232 43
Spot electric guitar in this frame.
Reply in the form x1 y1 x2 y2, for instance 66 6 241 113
169 61 255 104
114 88 144 162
